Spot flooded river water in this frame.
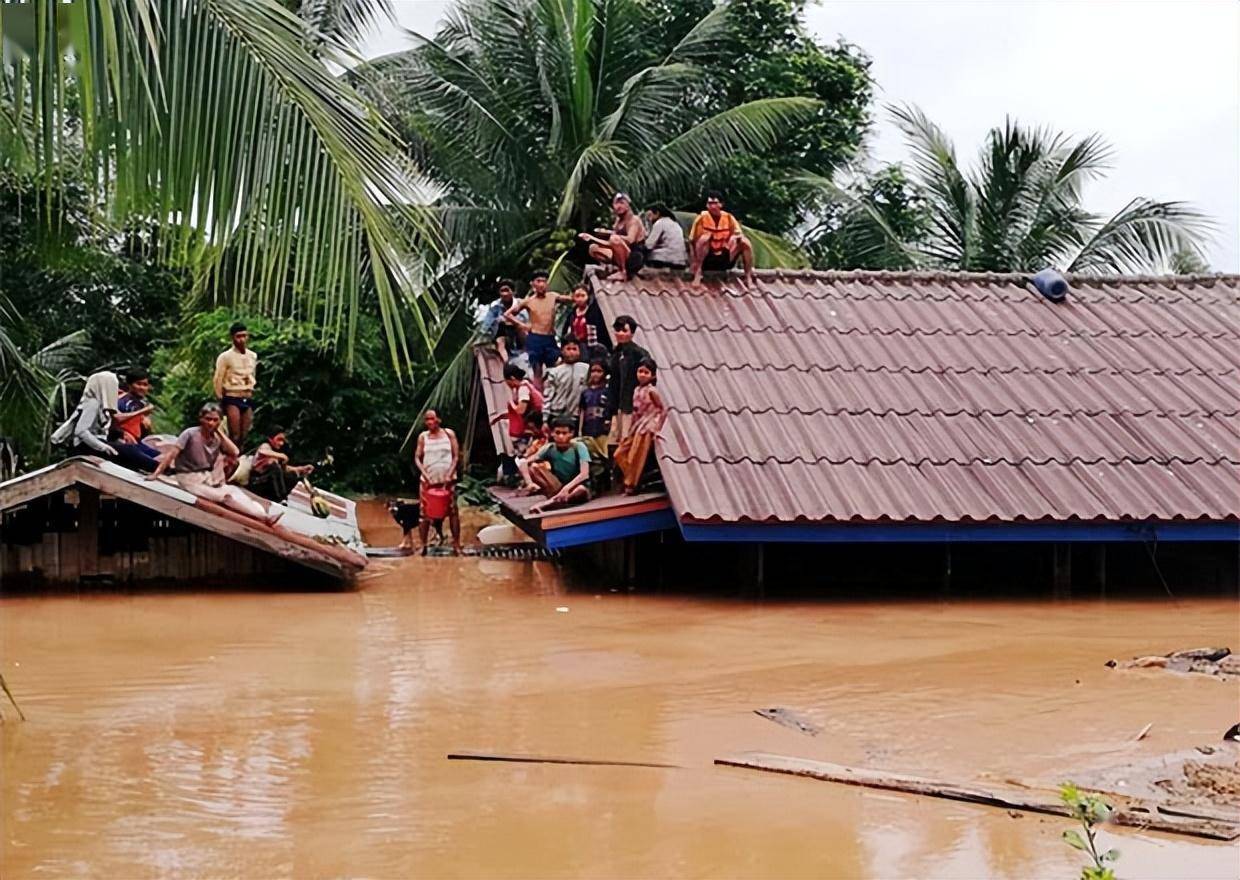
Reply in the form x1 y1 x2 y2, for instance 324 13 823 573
2 507 1237 878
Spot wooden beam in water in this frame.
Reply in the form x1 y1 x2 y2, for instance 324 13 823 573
715 752 1240 841
448 750 680 769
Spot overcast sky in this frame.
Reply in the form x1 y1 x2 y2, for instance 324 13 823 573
363 0 1239 271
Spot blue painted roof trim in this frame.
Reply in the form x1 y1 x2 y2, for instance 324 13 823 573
679 520 1240 544
544 508 679 550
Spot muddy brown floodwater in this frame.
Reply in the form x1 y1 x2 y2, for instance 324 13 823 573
2 502 1237 878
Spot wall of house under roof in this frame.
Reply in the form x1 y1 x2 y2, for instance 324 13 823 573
2 488 340 591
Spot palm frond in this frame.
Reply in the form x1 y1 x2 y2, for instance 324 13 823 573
1066 198 1214 275
889 103 973 267
4 0 440 365
298 0 393 46
627 96 820 202
792 171 924 269
745 226 810 269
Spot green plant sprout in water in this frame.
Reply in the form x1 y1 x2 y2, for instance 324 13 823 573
1060 783 1120 880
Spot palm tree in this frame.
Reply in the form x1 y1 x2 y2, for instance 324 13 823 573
801 104 1211 274
0 0 438 364
355 0 819 280
0 297 89 470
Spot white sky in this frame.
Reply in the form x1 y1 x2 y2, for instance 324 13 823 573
364 0 1240 271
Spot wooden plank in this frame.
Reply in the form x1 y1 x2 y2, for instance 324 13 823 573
715 752 1239 841
543 497 672 530
77 486 100 577
448 750 680 769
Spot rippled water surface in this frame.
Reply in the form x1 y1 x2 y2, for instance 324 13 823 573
2 507 1237 878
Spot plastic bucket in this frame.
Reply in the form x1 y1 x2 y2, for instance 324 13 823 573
423 486 452 521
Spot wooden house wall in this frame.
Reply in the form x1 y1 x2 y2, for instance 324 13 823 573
2 488 328 589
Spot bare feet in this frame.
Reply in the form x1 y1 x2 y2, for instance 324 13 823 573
452 543 463 556
690 274 704 288
605 270 628 282
518 484 541 496
744 272 756 287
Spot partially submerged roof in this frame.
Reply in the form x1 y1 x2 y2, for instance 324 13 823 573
489 486 674 549
0 457 367 580
590 269 1240 539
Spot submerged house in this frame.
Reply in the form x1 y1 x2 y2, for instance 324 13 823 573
1 458 366 589
481 269 1239 587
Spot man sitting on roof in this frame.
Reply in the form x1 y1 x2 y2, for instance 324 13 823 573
519 417 592 514
689 190 755 287
577 192 647 282
644 203 687 270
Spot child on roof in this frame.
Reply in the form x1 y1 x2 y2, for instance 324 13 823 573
578 359 611 491
613 358 666 495
542 338 590 428
558 284 612 361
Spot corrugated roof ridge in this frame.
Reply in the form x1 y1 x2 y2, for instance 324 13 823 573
585 264 1240 287
657 452 1240 466
666 404 1240 417
668 362 1238 377
636 322 1237 340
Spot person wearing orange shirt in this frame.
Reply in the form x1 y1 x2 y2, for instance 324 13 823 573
688 190 755 287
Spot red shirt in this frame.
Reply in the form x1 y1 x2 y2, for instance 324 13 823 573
506 381 543 438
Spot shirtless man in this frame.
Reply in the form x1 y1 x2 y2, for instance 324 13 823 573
503 270 571 381
578 192 646 281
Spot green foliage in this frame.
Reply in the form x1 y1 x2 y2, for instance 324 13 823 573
0 180 188 374
1 0 440 364
643 0 874 235
805 164 929 270
802 105 1211 274
1059 783 1120 880
152 309 431 493
356 0 820 285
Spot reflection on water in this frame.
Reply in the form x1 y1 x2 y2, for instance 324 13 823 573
1 510 1236 878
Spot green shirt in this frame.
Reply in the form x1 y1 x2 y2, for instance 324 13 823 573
535 440 589 484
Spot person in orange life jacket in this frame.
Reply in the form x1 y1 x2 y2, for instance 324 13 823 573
414 409 462 555
689 190 755 287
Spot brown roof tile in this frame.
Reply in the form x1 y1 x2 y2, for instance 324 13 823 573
590 269 1240 524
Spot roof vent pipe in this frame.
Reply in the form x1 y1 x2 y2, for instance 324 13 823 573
1031 268 1070 303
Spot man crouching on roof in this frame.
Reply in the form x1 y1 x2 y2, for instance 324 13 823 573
518 416 592 514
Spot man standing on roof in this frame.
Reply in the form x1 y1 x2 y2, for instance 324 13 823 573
604 315 650 461
503 271 568 383
578 192 647 282
482 278 528 364
213 321 258 447
689 190 755 287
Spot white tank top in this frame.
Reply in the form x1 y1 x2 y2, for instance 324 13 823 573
422 432 454 482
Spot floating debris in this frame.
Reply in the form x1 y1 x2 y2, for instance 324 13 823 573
754 707 822 737
1106 647 1238 678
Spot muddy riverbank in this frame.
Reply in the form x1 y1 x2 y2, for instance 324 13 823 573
1 505 1237 878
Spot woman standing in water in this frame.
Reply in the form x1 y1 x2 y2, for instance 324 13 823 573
148 403 282 525
613 358 666 495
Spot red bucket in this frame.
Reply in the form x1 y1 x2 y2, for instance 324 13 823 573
423 486 452 520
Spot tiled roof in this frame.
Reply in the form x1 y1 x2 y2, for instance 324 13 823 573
589 269 1240 524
